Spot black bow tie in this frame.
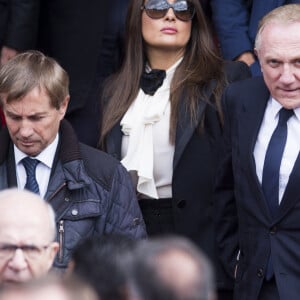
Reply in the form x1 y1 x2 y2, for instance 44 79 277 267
140 69 166 96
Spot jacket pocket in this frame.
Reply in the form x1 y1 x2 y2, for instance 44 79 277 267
62 199 103 220
55 200 104 267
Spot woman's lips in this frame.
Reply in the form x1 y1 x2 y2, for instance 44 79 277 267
161 27 178 34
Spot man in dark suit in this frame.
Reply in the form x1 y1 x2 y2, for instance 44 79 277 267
210 0 300 76
0 0 129 146
215 4 300 299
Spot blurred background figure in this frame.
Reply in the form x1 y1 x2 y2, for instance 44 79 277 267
128 236 216 300
0 0 129 146
0 274 98 300
210 0 300 76
68 235 138 300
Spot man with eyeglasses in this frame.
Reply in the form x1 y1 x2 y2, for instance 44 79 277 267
0 188 59 285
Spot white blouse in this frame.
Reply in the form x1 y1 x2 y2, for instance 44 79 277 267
121 58 182 199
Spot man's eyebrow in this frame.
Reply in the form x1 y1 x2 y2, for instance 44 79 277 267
6 110 47 117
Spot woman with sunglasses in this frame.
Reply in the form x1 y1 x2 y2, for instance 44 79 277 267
99 1 250 299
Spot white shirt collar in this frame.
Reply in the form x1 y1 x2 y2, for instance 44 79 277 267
270 97 300 121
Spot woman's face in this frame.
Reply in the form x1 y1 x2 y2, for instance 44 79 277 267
141 0 193 56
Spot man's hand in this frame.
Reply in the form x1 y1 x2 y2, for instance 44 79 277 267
235 52 256 67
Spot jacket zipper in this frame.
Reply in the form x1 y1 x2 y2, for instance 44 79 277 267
58 220 64 263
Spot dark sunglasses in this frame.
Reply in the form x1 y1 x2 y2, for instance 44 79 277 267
141 0 195 22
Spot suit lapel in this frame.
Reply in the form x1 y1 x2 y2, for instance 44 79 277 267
237 78 272 216
173 82 216 170
105 123 122 160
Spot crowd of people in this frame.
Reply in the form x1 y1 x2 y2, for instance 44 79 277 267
0 1 300 300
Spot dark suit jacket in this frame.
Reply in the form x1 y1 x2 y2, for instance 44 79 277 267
215 76 300 299
1 0 40 50
210 0 300 76
37 0 128 113
105 61 251 289
0 0 8 47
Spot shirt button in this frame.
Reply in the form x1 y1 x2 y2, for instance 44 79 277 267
71 209 78 216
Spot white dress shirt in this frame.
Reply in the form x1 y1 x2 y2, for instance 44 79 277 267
15 134 59 198
121 58 183 199
254 98 300 203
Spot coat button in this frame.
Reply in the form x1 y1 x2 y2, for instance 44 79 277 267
177 200 186 209
71 209 78 216
257 268 264 278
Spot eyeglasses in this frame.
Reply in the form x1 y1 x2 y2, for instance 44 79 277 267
141 0 195 22
0 243 51 260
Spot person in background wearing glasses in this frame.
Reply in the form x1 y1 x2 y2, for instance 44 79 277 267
99 0 251 299
0 188 59 285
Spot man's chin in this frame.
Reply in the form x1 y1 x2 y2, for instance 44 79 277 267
16 144 40 157
2 274 32 286
2 279 28 287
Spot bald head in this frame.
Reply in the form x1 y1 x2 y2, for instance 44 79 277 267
155 248 204 297
0 189 56 241
0 188 59 285
131 237 216 300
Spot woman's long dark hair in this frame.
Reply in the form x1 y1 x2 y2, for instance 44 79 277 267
100 0 225 147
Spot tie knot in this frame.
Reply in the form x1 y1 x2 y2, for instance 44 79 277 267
279 108 294 124
22 157 39 174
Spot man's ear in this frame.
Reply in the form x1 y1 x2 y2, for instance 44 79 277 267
59 95 70 119
254 48 258 57
254 48 263 73
50 242 59 260
45 241 60 272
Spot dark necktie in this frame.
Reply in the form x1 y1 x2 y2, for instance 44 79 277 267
140 69 166 96
22 157 40 194
262 107 294 280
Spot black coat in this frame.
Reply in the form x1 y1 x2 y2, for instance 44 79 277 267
105 61 251 289
1 0 39 49
37 0 128 113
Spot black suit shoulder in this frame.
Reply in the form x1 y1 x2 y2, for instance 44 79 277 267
223 60 252 83
225 76 269 102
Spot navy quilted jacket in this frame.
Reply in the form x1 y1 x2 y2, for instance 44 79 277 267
0 120 147 269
